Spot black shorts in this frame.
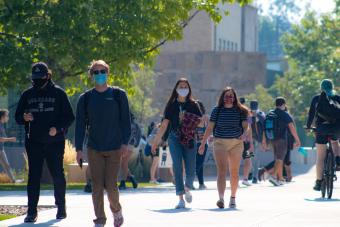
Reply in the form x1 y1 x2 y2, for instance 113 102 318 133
151 148 160 158
315 134 337 145
242 142 252 160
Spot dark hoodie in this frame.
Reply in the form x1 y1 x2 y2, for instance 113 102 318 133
15 81 75 143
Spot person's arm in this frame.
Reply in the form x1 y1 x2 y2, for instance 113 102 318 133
200 121 215 146
75 95 86 152
306 97 317 128
55 90 75 134
288 123 301 148
119 90 131 145
15 92 27 125
0 137 16 143
152 119 170 153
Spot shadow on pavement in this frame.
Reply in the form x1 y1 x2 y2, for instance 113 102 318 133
9 219 61 227
149 208 193 214
304 198 340 202
198 208 242 212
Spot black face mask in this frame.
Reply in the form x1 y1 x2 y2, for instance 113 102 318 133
32 78 49 89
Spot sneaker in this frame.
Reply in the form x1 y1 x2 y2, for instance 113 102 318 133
118 180 126 190
113 210 124 227
216 199 224 209
94 224 104 227
199 184 207 190
128 175 138 189
252 177 258 184
278 180 285 186
24 213 37 223
268 175 280 186
229 197 236 209
149 180 160 184
56 206 67 219
175 199 186 209
84 181 92 193
258 168 265 182
184 190 192 203
313 179 322 191
242 179 251 186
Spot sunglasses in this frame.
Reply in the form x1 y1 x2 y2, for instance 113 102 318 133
92 69 107 75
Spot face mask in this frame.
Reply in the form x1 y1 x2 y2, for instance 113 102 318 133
94 73 107 86
176 88 189 97
32 78 49 89
224 95 234 104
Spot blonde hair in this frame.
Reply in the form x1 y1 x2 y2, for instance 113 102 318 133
88 60 110 75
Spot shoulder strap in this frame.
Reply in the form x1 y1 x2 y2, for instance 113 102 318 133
84 89 94 129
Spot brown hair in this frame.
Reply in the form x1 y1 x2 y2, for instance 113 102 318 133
0 109 9 120
88 60 110 75
163 78 195 115
217 86 249 117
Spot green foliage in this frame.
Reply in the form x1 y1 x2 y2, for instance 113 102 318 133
0 0 251 95
0 214 16 221
245 84 274 113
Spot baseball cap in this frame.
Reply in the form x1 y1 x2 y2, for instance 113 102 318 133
31 62 49 79
250 100 258 111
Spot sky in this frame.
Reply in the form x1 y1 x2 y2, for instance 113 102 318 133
256 0 336 21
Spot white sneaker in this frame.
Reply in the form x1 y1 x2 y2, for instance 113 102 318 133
184 190 192 203
149 180 160 184
278 180 285 186
175 199 186 209
268 176 280 186
242 179 251 186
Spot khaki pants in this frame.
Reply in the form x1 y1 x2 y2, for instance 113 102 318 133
88 148 122 225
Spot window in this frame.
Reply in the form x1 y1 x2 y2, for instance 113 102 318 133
235 43 238 51
218 39 222 51
231 42 234 51
223 40 226 50
227 41 230 50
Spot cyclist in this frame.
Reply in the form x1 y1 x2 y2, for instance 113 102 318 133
306 79 340 191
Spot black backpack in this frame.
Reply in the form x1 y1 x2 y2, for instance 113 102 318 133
84 86 122 131
264 110 281 140
251 112 265 142
316 91 340 123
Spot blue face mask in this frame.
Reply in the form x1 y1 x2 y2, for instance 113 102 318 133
94 73 107 86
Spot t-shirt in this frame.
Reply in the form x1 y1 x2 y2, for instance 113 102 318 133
164 100 202 132
210 106 247 139
0 123 6 151
274 108 293 140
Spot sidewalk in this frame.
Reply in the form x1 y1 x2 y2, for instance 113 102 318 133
1 165 340 227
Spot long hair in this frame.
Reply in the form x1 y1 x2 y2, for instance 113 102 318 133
217 86 249 116
164 78 194 115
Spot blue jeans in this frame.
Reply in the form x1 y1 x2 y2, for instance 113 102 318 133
196 143 208 185
168 133 196 195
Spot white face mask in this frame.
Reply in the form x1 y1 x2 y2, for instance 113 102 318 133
176 88 189 97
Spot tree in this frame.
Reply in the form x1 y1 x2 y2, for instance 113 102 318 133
0 0 251 94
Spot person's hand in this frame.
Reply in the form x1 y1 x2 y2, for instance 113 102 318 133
239 133 246 141
151 139 160 155
198 143 206 155
121 144 128 157
23 113 33 122
9 137 17 142
294 140 301 148
76 151 83 167
49 127 57 136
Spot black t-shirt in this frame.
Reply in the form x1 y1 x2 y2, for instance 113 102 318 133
164 100 202 132
275 108 293 139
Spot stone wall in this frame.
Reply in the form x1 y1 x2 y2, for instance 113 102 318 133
153 51 266 115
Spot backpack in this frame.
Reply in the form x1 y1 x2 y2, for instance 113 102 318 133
129 121 142 147
316 92 340 123
264 110 281 140
251 111 265 142
83 86 122 131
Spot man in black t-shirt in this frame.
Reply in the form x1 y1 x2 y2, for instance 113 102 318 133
262 97 300 186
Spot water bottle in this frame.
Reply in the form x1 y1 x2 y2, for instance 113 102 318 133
298 147 308 157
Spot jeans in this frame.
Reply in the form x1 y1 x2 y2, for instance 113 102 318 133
196 143 207 185
168 133 196 195
0 149 15 182
25 139 66 214
88 148 122 225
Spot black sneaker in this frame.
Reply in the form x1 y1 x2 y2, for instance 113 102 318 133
313 179 322 191
24 213 37 223
56 206 67 219
127 175 138 189
258 168 265 182
119 180 127 190
252 177 258 184
84 181 92 193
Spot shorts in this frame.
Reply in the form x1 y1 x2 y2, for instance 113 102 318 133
315 134 337 145
151 148 160 158
213 138 243 155
271 139 287 161
242 142 252 160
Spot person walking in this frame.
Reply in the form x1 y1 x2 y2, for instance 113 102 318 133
262 97 300 186
195 101 209 190
75 60 131 227
15 62 75 222
0 109 17 183
199 87 249 209
152 78 202 209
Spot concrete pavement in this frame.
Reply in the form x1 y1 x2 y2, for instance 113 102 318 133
1 165 340 227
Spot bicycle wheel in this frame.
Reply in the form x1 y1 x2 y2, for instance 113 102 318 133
326 151 335 199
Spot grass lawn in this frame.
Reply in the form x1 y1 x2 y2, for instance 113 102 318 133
0 182 157 191
0 214 16 221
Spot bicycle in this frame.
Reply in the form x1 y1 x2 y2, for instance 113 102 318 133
307 127 337 199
